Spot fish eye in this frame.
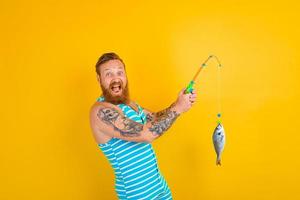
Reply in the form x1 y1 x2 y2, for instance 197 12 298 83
217 132 221 135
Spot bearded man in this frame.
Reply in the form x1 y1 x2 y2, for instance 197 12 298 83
89 52 197 200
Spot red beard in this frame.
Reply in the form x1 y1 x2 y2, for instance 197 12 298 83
100 80 130 105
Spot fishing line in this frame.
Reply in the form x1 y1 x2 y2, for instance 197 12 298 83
185 55 223 123
185 55 226 165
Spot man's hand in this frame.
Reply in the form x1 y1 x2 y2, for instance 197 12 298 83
172 88 197 114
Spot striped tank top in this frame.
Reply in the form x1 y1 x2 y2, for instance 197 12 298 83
96 96 173 200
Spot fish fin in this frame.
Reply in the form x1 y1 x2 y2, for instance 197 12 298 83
216 159 221 166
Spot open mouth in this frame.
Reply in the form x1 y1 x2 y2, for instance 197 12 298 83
110 82 122 95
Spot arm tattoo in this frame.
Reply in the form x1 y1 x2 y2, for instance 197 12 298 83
97 107 143 137
148 104 180 136
146 113 154 122
146 103 176 122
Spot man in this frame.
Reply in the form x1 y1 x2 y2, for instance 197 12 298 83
89 52 197 200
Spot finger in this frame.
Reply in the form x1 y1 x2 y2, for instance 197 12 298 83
180 88 187 95
189 94 196 99
190 94 197 98
190 97 196 102
184 92 192 98
186 95 192 100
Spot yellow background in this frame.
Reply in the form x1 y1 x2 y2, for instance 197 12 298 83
1 0 300 199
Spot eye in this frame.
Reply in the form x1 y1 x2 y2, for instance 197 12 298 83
117 71 123 76
217 132 221 135
105 72 112 77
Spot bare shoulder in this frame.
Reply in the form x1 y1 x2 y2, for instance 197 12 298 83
90 101 122 117
89 101 124 129
89 101 123 144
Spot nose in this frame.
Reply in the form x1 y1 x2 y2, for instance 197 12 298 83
112 76 121 81
111 77 122 84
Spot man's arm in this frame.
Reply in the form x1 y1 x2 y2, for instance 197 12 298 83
143 102 179 137
90 88 196 143
144 88 197 138
90 102 181 143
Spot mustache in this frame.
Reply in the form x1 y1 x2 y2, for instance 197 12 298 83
100 80 130 105
109 80 123 88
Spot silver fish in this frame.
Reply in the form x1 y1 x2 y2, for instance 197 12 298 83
213 123 226 166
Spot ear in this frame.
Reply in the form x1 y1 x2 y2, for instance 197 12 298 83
96 74 100 83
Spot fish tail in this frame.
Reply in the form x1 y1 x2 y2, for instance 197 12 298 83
216 158 221 166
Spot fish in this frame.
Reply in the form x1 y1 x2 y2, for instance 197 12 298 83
212 123 226 166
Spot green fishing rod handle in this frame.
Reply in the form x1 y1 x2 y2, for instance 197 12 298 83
185 80 195 94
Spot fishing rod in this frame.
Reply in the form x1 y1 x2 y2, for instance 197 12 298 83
184 54 222 120
184 55 226 165
185 55 222 94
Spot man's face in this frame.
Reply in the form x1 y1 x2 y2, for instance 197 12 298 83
97 59 129 104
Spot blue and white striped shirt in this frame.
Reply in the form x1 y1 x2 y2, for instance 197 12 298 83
97 96 173 200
